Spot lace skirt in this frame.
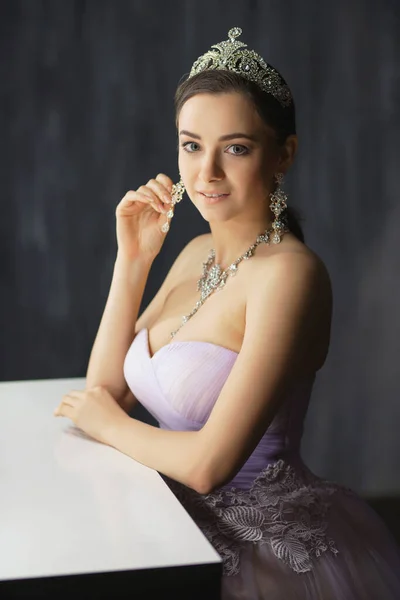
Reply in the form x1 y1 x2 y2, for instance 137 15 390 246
163 459 400 600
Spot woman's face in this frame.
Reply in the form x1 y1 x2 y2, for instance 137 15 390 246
177 92 281 222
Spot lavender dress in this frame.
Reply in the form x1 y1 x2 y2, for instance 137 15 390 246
124 327 400 599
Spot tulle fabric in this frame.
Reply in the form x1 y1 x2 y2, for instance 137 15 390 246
124 329 400 599
221 490 400 600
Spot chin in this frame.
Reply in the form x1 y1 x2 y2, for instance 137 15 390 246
198 210 235 224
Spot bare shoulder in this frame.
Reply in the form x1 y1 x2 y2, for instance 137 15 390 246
247 236 331 298
243 238 332 372
185 232 332 309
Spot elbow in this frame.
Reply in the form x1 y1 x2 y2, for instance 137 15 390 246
189 463 232 495
190 476 214 495
186 459 215 495
188 433 236 495
192 473 231 495
191 476 214 495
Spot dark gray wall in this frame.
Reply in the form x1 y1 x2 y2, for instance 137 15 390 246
1 0 399 495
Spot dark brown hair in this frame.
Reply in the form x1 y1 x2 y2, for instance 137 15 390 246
174 69 305 243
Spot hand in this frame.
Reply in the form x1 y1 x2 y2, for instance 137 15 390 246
53 386 127 445
116 173 175 261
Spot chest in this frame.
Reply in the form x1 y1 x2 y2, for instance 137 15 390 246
147 269 247 357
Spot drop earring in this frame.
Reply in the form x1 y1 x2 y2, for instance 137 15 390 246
269 172 289 244
161 175 185 233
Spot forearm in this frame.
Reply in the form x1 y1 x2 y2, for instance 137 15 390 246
86 253 153 401
106 414 205 493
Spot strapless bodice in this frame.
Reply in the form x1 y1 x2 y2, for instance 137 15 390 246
123 327 316 489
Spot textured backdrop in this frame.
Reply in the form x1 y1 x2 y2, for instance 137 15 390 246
1 0 399 495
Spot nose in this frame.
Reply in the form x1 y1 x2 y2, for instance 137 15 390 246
198 152 225 183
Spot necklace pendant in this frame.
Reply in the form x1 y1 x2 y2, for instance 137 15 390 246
229 264 238 276
272 232 281 244
208 264 222 286
171 224 287 339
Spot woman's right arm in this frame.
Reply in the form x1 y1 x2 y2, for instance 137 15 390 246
85 234 208 412
85 252 153 411
85 172 176 411
84 171 208 412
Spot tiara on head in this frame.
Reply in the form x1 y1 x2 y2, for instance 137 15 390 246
188 27 293 108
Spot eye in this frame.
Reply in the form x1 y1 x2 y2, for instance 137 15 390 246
227 144 249 156
181 141 200 152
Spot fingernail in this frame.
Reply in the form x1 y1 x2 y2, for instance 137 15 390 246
163 194 171 203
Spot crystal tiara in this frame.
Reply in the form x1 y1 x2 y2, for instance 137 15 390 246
188 27 293 108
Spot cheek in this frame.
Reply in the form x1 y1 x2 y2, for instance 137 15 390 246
178 158 202 200
234 157 268 188
177 152 184 174
177 155 197 200
247 150 276 183
178 152 193 180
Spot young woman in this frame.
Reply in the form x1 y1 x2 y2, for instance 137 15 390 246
55 28 400 599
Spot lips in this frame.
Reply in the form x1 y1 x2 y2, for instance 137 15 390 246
199 192 230 197
199 191 230 205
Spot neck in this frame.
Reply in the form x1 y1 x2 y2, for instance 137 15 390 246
207 214 274 270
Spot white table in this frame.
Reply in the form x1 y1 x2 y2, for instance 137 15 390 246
0 378 222 598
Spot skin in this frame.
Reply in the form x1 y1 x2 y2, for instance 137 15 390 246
177 92 298 269
54 91 332 496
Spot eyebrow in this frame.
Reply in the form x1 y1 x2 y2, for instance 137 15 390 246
179 130 259 142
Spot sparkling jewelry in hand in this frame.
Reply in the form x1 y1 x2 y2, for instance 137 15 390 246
161 178 185 233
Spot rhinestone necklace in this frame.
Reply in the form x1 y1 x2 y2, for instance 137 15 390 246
170 223 289 338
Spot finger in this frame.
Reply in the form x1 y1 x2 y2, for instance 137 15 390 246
137 191 167 214
60 394 80 407
136 186 160 203
54 403 75 420
155 173 174 194
125 189 166 214
130 185 165 212
146 178 172 205
64 389 85 398
123 188 158 204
